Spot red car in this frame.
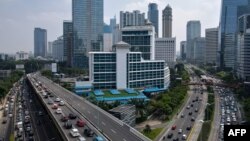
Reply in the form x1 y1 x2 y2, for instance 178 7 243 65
76 120 86 127
52 104 58 109
61 116 69 122
172 125 176 130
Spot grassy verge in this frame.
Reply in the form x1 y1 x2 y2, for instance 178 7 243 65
198 121 212 141
9 133 15 141
142 128 163 140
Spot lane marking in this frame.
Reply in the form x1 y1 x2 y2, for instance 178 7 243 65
111 129 116 134
101 122 106 126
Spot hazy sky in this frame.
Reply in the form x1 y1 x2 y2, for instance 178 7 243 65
0 0 221 54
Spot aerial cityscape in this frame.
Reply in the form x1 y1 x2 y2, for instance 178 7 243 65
0 0 250 141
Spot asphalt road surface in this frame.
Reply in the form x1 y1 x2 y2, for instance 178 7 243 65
33 74 150 141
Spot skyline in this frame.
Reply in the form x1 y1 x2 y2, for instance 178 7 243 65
0 0 220 54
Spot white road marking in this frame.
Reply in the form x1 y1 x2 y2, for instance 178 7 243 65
101 122 106 126
111 129 116 134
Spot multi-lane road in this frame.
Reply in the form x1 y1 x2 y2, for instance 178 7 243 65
30 73 150 141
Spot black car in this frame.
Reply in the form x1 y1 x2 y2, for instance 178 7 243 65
64 121 72 129
84 129 95 137
186 125 192 130
44 95 48 99
167 133 173 138
68 113 77 119
2 119 7 124
173 137 179 141
191 117 195 121
189 112 192 115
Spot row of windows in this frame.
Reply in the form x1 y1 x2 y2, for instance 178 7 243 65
128 62 164 71
122 36 151 45
128 54 141 62
93 73 116 82
93 83 116 89
93 54 116 62
129 71 164 80
128 79 164 89
122 31 148 35
94 64 116 72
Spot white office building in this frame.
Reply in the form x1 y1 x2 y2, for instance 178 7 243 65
155 38 176 67
15 51 29 61
103 33 113 52
89 41 170 90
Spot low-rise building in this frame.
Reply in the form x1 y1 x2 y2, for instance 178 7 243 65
15 51 29 61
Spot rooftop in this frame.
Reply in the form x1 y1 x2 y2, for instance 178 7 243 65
109 104 135 113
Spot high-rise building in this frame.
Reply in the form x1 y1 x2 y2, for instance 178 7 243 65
103 33 113 52
52 36 64 62
162 4 172 38
121 24 155 60
110 17 118 45
34 28 47 58
72 0 103 68
205 28 218 65
89 41 170 89
219 0 250 69
186 21 201 62
63 21 73 67
193 37 206 65
155 38 176 67
148 3 159 37
237 14 250 81
120 10 146 29
180 41 187 61
47 42 53 57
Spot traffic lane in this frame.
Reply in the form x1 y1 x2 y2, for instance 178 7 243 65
38 76 145 141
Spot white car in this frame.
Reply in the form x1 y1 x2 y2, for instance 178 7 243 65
70 128 80 137
56 108 62 114
55 98 61 102
59 101 65 106
182 134 187 140
77 136 86 141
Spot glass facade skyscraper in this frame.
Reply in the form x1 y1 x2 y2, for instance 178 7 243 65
148 3 159 37
72 0 103 68
219 0 250 69
63 21 73 67
34 28 47 58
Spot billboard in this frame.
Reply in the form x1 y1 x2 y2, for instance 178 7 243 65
51 63 57 73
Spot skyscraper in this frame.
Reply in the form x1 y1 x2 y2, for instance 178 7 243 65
219 0 250 69
63 21 73 67
72 0 103 68
162 5 172 38
205 28 218 65
180 41 187 61
193 37 206 65
186 21 201 62
237 14 250 81
121 24 155 60
148 3 159 37
120 10 146 29
52 36 64 62
34 28 47 58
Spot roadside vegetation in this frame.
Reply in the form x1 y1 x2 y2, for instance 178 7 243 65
142 125 163 140
0 70 23 102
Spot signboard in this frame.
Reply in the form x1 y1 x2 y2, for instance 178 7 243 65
51 63 57 73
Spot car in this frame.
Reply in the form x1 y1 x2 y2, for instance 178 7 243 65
64 121 73 129
182 134 187 140
186 125 191 130
77 136 86 141
173 137 179 141
59 101 65 106
172 125 177 130
49 94 54 97
167 133 173 138
84 129 95 137
17 131 22 138
2 119 7 124
191 117 195 121
69 113 77 119
70 128 80 137
61 116 69 122
178 129 182 134
55 98 61 102
195 108 198 112
76 119 86 127
93 136 104 141
38 111 43 116
44 95 48 99
190 104 194 107
48 100 53 105
52 104 58 109
186 105 190 109
56 108 62 114
189 112 192 115
29 130 34 136
181 113 185 118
